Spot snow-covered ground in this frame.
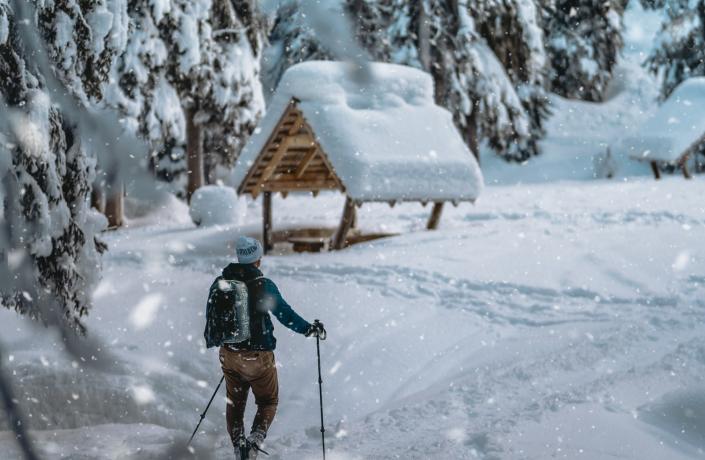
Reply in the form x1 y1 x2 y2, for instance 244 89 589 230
1 176 704 459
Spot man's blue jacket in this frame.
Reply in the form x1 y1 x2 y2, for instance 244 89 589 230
207 262 310 351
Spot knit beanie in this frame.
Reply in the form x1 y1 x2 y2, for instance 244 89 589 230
236 236 263 264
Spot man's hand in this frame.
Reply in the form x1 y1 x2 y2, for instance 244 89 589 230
305 320 326 339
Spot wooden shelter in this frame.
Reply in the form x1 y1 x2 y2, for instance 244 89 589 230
615 77 705 180
231 61 483 252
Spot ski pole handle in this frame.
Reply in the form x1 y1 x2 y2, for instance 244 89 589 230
313 319 327 341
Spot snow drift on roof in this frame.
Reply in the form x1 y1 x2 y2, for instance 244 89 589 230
615 77 705 163
231 61 483 202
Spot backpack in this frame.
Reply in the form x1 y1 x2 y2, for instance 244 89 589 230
204 277 257 348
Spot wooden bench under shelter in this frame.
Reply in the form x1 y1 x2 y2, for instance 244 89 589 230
230 61 483 252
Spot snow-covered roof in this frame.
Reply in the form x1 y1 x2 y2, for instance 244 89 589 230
231 61 483 202
615 77 705 163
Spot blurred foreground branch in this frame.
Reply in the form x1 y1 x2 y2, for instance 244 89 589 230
0 342 40 460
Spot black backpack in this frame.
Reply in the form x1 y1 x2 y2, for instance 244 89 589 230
204 276 259 348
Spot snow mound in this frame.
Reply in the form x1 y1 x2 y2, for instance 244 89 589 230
615 77 705 163
232 61 483 203
189 185 244 226
639 388 705 451
124 192 192 227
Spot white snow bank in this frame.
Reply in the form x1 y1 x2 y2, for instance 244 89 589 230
231 61 483 202
639 387 705 451
124 192 192 227
1 179 705 459
189 185 245 226
0 424 188 460
614 77 705 163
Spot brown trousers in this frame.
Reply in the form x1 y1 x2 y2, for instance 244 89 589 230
219 347 279 444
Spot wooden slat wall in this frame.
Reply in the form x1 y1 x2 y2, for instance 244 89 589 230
239 100 345 197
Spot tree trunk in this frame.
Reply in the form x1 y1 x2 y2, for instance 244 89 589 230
467 109 480 164
105 183 124 229
91 182 105 214
418 3 431 72
185 106 204 202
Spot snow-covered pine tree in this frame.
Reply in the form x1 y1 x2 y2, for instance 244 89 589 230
35 0 130 227
111 0 188 189
366 0 537 161
113 0 265 197
200 0 266 182
471 0 550 159
643 0 705 97
1 2 106 329
37 0 129 106
642 0 705 171
541 0 626 101
262 0 335 98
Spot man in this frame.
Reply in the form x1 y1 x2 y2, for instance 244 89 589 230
213 236 325 459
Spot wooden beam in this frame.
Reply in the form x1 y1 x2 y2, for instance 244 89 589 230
251 115 306 198
262 180 340 191
650 161 661 180
350 204 357 229
332 196 356 250
238 101 300 195
288 134 316 149
427 202 444 230
295 148 319 178
262 191 273 254
298 117 345 191
252 136 293 198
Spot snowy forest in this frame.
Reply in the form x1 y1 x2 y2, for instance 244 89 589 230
1 0 704 459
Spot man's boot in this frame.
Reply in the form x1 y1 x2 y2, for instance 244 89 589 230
246 430 266 459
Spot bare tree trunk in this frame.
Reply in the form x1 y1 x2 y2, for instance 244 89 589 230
418 3 431 72
204 152 218 185
91 182 105 214
0 344 40 460
185 107 204 202
105 183 124 229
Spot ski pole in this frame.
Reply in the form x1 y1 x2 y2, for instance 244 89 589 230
188 375 225 446
314 319 327 460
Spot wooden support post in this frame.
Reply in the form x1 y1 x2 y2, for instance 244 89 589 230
427 202 444 230
262 191 273 254
350 205 357 229
332 196 355 250
680 155 692 179
650 161 661 180
105 183 124 229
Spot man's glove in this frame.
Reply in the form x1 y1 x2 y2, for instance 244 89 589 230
305 320 326 339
